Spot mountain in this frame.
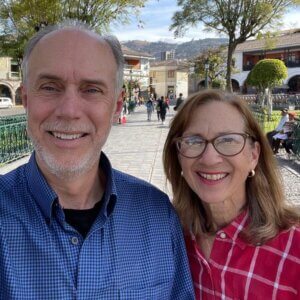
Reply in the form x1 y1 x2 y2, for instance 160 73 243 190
122 38 228 60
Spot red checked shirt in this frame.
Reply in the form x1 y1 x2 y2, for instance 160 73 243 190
185 211 300 300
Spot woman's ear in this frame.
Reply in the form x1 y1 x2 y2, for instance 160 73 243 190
251 141 261 170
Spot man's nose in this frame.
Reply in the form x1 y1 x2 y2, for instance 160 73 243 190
55 88 82 119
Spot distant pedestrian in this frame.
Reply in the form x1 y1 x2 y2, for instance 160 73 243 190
155 99 161 121
158 96 169 125
174 93 184 111
146 99 154 121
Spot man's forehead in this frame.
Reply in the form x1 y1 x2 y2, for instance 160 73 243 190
27 29 114 71
41 29 104 49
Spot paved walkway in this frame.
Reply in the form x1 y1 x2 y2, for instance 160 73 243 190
1 105 299 206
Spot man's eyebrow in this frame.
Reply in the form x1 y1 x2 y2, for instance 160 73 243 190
36 74 62 81
36 74 108 87
80 79 107 86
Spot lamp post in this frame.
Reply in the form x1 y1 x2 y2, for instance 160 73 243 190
204 60 209 89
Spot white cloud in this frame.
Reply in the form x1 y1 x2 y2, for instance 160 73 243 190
111 3 300 42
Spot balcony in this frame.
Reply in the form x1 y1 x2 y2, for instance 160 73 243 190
242 64 254 71
285 61 300 68
8 72 20 80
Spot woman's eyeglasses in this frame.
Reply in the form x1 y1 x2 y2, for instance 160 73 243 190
175 133 252 158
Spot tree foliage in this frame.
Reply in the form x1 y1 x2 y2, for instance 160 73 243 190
247 59 288 90
0 0 146 62
170 0 300 91
192 46 227 87
247 59 288 117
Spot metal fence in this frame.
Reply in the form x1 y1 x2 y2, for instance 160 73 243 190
241 94 300 110
0 115 33 164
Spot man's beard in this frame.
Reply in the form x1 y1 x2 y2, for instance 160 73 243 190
27 124 103 180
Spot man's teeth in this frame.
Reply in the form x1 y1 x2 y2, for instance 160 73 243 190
52 132 83 140
199 173 227 181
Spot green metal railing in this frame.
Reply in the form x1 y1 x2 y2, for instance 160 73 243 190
0 115 33 164
0 114 27 126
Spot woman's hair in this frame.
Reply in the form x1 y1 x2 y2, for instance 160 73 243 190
163 90 299 244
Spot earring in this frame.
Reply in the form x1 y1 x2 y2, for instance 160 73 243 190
180 170 183 176
248 170 255 178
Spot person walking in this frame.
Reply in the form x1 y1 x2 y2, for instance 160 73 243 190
155 98 161 121
174 92 184 111
158 96 169 125
146 98 154 121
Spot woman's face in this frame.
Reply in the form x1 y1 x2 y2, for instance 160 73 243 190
178 101 260 208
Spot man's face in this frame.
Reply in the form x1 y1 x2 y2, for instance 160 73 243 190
22 29 122 179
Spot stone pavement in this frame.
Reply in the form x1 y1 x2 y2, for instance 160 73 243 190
1 105 299 206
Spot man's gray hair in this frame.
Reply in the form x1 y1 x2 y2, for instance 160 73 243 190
21 20 124 94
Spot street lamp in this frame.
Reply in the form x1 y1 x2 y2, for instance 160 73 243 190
204 60 209 89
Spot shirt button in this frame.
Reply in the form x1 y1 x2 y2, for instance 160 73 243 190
219 232 227 239
71 236 79 245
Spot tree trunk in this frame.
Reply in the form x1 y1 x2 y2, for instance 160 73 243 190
226 41 237 92
266 88 273 121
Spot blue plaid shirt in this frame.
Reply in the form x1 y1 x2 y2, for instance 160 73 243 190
0 153 194 299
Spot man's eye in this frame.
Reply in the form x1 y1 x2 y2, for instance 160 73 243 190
40 85 57 91
83 87 102 94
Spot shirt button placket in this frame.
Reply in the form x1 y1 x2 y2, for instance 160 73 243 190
219 232 227 239
71 236 79 245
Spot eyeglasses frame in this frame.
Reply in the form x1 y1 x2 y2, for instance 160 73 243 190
174 132 253 158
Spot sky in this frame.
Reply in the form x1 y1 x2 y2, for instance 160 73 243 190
110 0 300 43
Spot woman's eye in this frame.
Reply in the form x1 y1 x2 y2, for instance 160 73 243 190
185 137 204 145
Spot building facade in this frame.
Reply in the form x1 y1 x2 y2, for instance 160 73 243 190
231 29 300 93
0 57 21 105
149 60 189 100
122 46 154 94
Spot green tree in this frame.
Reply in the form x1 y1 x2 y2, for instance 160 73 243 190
170 0 299 92
0 0 146 64
192 46 227 88
247 59 288 117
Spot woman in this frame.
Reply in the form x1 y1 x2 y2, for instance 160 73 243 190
163 90 300 299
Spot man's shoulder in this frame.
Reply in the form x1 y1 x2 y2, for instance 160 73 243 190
113 169 167 195
0 165 26 193
112 169 172 207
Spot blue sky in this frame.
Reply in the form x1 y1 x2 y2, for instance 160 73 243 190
111 0 300 43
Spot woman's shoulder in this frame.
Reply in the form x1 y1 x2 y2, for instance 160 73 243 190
266 226 300 254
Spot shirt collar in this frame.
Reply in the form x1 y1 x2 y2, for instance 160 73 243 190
220 210 250 249
25 152 117 220
188 210 250 250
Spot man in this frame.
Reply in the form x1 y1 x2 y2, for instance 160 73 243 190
0 22 194 299
174 93 184 111
266 108 289 147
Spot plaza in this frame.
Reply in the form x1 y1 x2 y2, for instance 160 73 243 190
1 105 299 207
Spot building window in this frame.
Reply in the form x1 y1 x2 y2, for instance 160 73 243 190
168 70 175 78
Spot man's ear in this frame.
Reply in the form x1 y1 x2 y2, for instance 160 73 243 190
113 92 123 123
21 84 28 110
